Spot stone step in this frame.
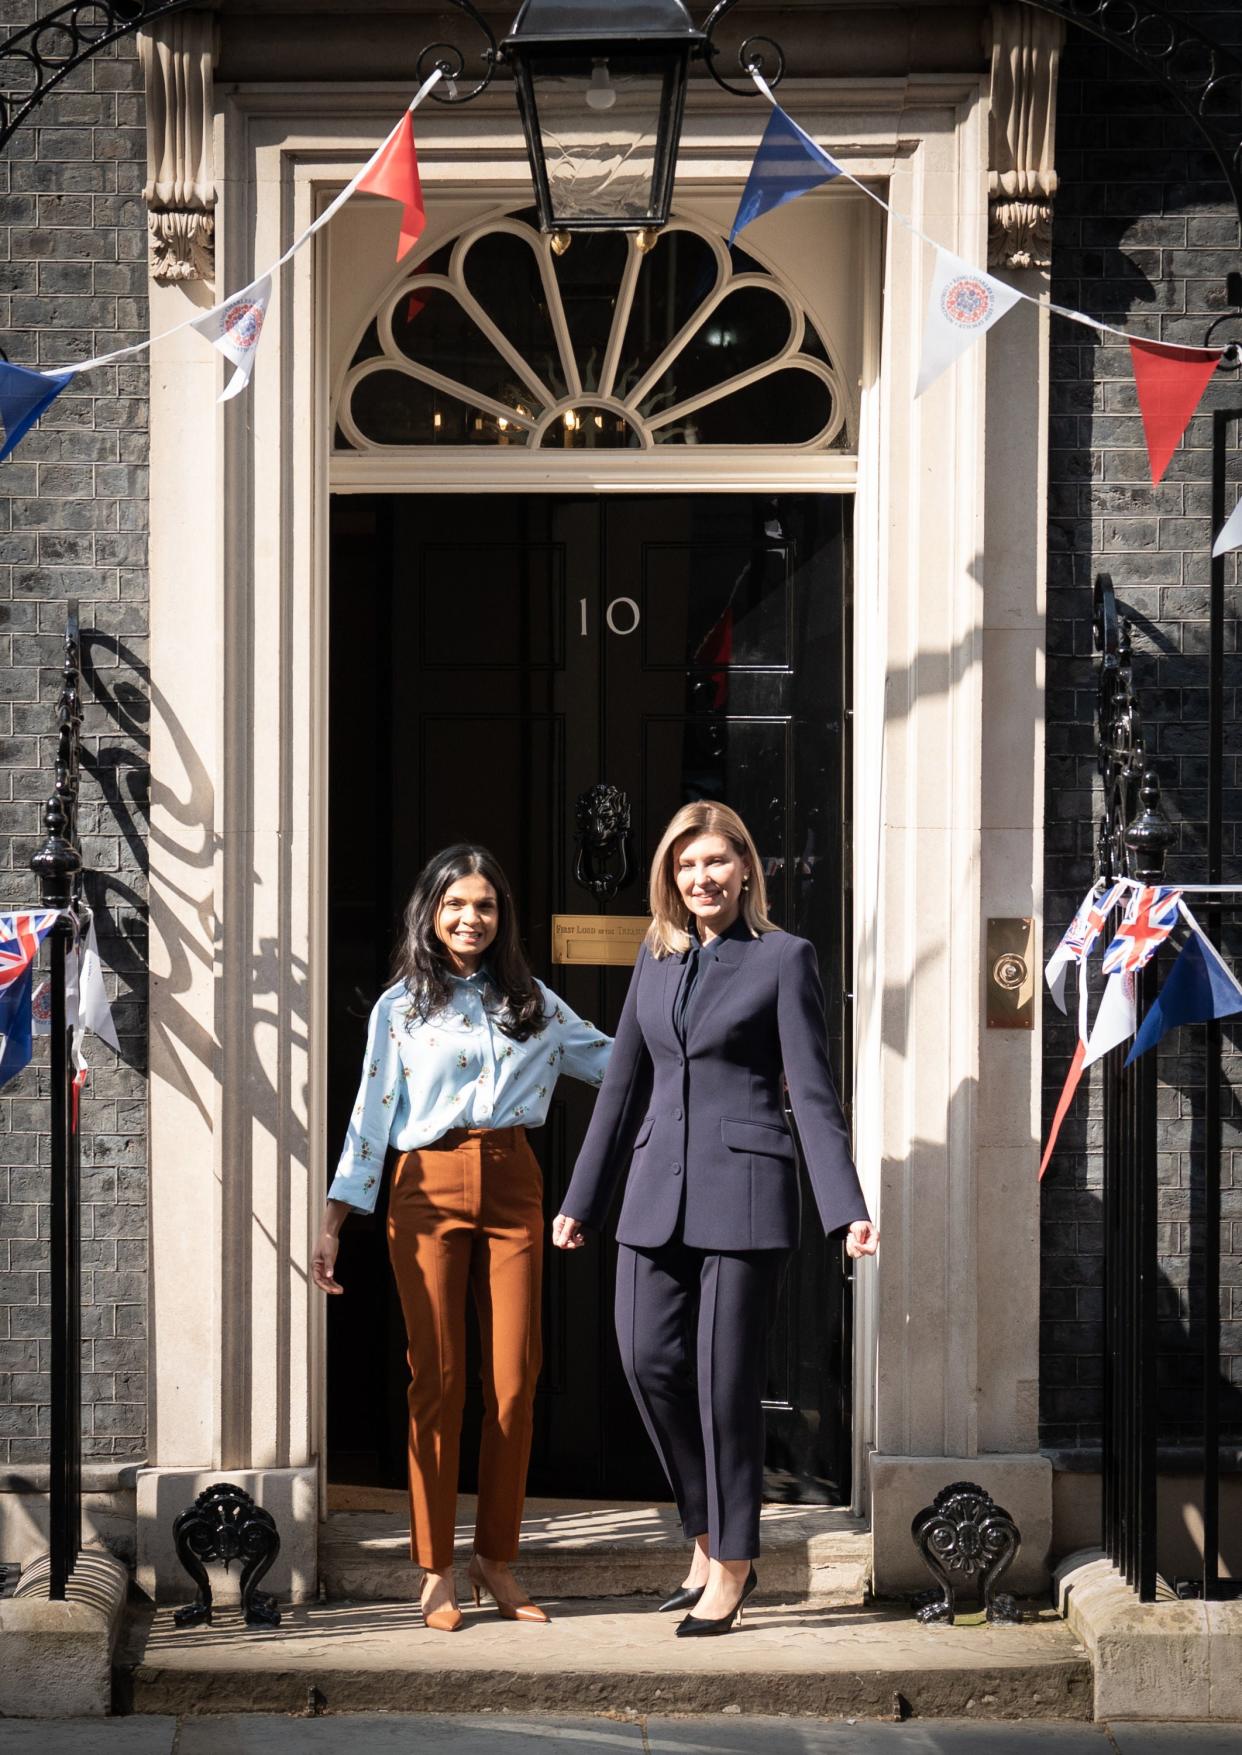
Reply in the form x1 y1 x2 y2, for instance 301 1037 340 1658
119 1596 1092 1721
319 1493 871 1606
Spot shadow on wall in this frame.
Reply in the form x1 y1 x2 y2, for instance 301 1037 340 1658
81 627 311 1473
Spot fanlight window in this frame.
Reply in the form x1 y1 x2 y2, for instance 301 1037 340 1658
335 213 850 452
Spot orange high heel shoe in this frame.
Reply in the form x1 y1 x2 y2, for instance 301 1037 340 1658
420 1573 463 1633
467 1555 550 1624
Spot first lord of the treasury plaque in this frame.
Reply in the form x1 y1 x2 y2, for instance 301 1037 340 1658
551 915 649 967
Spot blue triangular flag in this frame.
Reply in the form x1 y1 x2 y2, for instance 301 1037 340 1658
0 359 75 462
730 106 842 242
0 960 36 1088
1124 928 1242 1065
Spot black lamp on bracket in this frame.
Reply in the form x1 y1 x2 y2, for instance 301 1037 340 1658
418 0 785 235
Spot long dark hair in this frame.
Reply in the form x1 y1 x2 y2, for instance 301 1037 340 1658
391 844 545 1041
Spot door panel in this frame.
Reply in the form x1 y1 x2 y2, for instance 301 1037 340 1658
327 492 853 1503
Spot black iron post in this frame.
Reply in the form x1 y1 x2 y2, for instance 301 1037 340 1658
1124 772 1176 1602
29 605 84 1600
1202 401 1242 1600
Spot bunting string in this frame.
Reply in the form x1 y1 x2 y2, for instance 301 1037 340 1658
0 69 442 456
1039 878 1242 1178
743 73 1237 500
746 71 1229 360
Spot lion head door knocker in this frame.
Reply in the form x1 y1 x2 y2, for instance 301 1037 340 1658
573 783 633 901
910 1480 1022 1625
172 1481 282 1629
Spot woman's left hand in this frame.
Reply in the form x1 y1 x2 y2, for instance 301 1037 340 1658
845 1220 879 1259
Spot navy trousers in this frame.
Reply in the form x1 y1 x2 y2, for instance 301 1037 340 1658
615 1239 788 1560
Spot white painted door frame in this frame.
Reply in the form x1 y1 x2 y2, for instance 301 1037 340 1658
143 72 1049 1588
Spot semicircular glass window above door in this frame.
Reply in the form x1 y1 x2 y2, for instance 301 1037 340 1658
333 212 854 454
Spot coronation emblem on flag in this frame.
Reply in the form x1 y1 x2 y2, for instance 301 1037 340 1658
221 298 265 351
940 275 995 330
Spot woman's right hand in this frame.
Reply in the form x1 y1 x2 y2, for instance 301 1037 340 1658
552 1213 587 1250
312 1227 344 1294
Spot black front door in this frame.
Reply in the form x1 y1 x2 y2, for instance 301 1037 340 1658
327 492 854 1503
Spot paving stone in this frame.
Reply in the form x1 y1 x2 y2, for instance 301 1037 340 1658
1108 1731 1242 1755
0 1722 176 1755
119 1597 1091 1720
176 1714 647 1753
644 1722 1110 1754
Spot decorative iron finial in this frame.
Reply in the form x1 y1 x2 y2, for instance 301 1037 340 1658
1125 766 1176 883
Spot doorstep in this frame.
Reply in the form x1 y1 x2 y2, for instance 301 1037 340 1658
117 1595 1092 1720
321 1492 871 1606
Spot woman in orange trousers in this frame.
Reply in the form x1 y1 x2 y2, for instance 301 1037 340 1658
312 845 612 1630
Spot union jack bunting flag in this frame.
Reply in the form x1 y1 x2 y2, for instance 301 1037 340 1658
1065 880 1126 958
1046 879 1126 1014
0 909 62 1089
1100 885 1182 976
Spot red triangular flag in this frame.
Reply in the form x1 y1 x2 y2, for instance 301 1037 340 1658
1129 340 1222 484
357 112 425 261
1038 1037 1085 1181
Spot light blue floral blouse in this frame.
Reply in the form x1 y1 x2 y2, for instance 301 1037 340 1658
328 970 612 1214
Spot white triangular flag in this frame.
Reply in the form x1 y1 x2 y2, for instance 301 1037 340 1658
1082 968 1136 1068
915 248 1023 397
79 916 119 1053
191 274 272 402
31 941 92 1078
1212 496 1242 558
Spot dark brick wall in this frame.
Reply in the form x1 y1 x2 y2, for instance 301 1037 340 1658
1041 6 1242 1453
0 5 149 1469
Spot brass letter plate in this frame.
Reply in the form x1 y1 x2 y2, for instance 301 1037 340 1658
552 914 650 967
986 916 1035 1029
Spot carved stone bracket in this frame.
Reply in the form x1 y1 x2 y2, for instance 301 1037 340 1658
138 11 219 284
987 3 1064 270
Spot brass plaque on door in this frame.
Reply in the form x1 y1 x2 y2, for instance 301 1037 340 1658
552 914 650 967
986 916 1035 1029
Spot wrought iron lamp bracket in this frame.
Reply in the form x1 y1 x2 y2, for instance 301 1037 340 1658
416 0 786 105
416 0 500 104
700 0 785 97
0 2 201 151
0 0 790 143
1018 1 1242 227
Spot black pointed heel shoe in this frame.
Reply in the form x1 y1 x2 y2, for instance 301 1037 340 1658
675 1565 757 1637
657 1583 705 1614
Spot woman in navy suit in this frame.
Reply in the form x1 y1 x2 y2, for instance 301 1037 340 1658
553 800 878 1635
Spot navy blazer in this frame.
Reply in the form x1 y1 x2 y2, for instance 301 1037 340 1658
561 925 870 1252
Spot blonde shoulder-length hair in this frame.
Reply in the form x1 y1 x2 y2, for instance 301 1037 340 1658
645 801 778 958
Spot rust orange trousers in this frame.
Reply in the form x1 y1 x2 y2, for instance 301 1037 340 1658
386 1126 543 1571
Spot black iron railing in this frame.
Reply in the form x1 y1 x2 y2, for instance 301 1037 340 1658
29 605 86 1598
1092 575 1237 1603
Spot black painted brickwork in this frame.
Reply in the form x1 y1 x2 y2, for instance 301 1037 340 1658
0 5 149 1469
1041 6 1242 1453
